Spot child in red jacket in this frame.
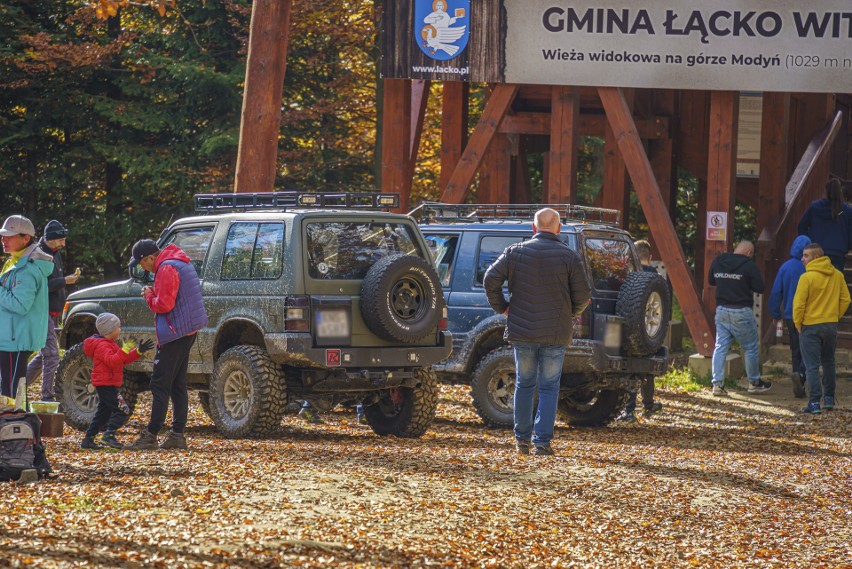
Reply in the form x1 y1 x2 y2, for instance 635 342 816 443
80 313 153 450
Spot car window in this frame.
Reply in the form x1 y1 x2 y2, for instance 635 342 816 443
585 237 634 291
161 226 214 276
476 235 526 286
306 221 425 280
424 234 459 286
221 222 284 280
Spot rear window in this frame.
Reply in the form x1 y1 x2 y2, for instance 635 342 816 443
306 221 425 280
585 237 635 291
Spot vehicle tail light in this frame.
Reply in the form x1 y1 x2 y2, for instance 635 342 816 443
438 306 448 331
285 296 311 332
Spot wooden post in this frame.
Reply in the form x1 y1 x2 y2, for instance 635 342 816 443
702 91 739 321
440 82 469 195
234 0 292 194
511 146 531 203
409 80 431 185
756 92 790 342
602 89 634 229
547 86 580 203
382 79 412 211
647 90 677 256
441 84 519 204
598 86 715 357
480 134 513 203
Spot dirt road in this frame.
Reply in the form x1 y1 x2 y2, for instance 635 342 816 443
1 375 850 568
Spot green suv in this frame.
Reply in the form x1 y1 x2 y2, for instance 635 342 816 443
57 192 451 438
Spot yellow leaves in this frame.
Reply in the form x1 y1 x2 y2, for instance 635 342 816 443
91 0 173 20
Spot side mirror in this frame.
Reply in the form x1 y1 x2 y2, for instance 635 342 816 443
128 264 152 283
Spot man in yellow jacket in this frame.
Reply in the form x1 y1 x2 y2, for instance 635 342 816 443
792 243 851 414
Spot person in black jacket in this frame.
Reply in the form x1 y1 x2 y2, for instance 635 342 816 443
484 208 591 456
24 220 80 401
708 240 771 396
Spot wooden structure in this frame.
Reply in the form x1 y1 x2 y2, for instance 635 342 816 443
233 1 852 357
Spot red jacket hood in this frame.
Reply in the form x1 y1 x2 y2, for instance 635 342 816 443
154 243 191 270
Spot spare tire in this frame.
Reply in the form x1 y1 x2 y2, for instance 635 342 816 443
361 254 442 343
616 271 670 356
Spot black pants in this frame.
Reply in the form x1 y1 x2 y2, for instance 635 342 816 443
784 318 806 380
0 351 30 399
624 376 655 414
86 385 128 438
147 334 195 435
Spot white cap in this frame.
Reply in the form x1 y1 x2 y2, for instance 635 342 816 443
0 215 36 237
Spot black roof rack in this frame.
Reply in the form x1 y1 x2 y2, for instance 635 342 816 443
194 191 400 213
410 202 620 226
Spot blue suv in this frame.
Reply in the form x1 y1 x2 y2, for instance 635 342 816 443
415 203 669 428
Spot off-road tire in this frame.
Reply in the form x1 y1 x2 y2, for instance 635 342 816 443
364 368 437 437
617 271 670 356
361 254 442 343
470 348 516 428
556 388 629 427
55 343 142 432
208 345 287 439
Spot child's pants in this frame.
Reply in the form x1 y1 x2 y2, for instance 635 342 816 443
85 385 128 438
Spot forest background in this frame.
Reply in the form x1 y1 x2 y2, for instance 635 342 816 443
1 0 755 284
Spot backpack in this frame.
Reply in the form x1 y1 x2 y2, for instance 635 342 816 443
0 411 52 482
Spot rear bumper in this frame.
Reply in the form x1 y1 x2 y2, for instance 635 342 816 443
264 331 452 369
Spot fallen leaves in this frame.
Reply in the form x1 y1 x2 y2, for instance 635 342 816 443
1 383 850 568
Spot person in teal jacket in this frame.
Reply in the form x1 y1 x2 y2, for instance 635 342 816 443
0 215 54 400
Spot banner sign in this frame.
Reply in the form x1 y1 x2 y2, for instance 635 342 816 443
382 0 852 92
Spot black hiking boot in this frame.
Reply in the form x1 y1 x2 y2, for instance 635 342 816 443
81 436 103 450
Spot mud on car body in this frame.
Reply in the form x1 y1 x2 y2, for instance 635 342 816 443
413 203 669 428
57 192 451 439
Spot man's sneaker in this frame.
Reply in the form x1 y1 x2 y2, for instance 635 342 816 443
791 373 806 399
80 436 103 450
298 406 324 424
533 444 555 456
748 380 772 393
515 440 531 456
712 385 728 397
616 411 637 423
802 402 822 415
100 432 123 449
823 396 835 411
643 402 663 417
129 429 159 450
160 431 188 450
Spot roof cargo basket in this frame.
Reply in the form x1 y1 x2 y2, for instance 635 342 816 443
411 202 620 226
194 191 400 213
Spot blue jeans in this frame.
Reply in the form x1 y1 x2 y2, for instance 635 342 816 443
712 306 760 387
513 342 565 446
799 322 837 405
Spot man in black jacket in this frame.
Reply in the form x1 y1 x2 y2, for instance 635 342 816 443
484 208 591 456
708 240 771 396
25 220 80 401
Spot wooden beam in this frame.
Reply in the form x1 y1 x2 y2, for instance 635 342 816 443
602 89 633 230
598 86 715 357
500 113 670 139
234 0 292 193
381 78 412 211
409 80 430 183
703 91 738 322
441 84 519 204
647 90 677 257
511 146 531 203
547 86 580 203
440 82 469 194
480 134 513 203
755 92 790 344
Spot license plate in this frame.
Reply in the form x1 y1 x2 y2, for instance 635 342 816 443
316 308 350 339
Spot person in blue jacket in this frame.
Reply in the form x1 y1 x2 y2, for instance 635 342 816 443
768 235 811 398
797 179 851 271
0 215 54 401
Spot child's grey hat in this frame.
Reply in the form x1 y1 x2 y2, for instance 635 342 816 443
96 312 121 336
